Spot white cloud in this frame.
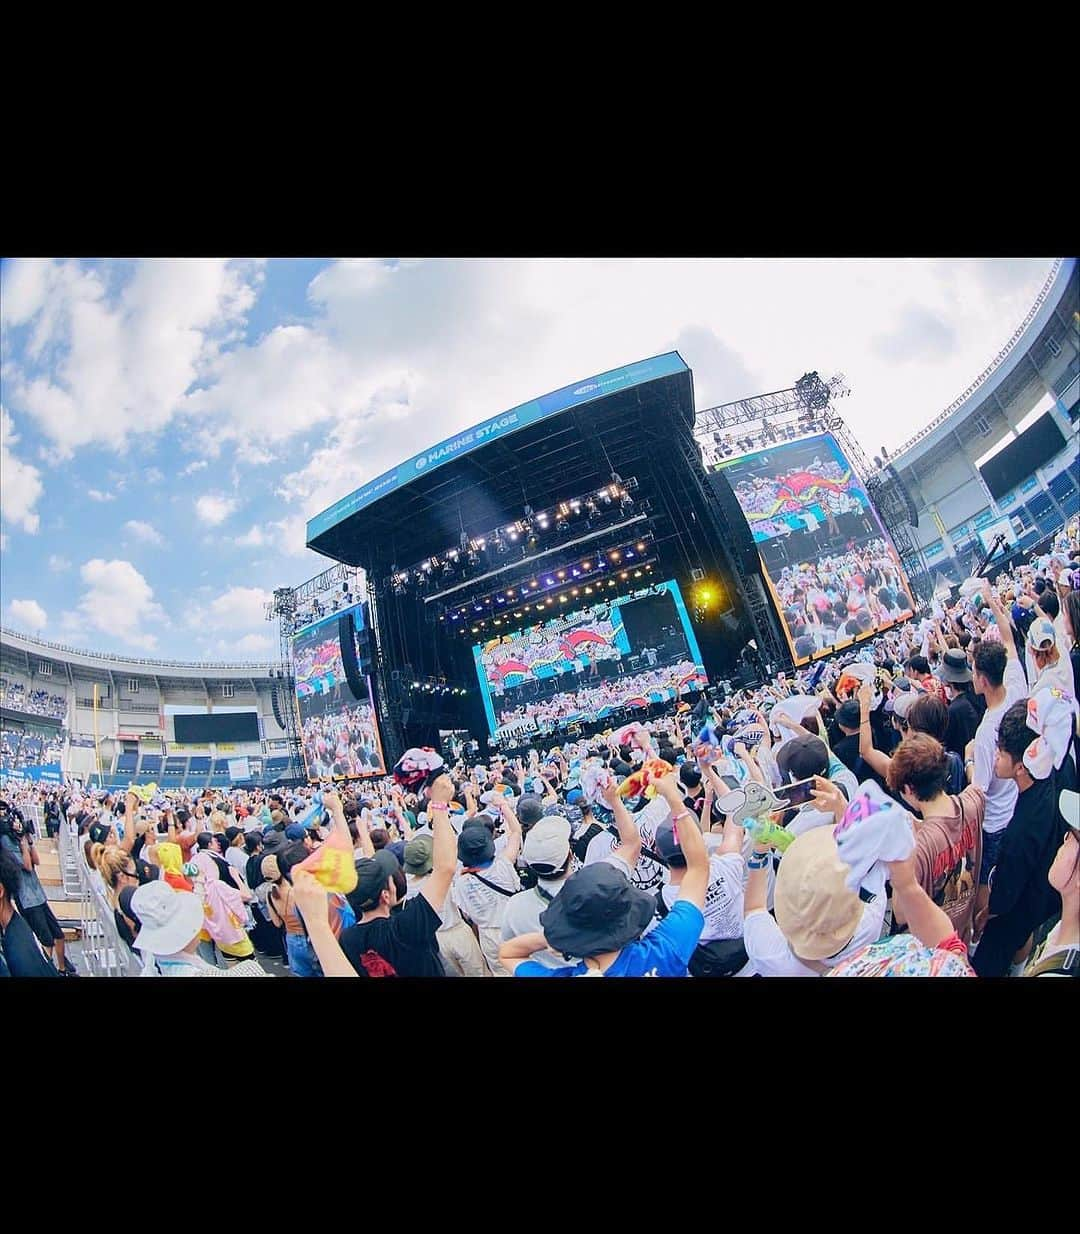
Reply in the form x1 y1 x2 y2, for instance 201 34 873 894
75 558 167 651
124 519 165 546
8 598 48 631
233 524 266 547
2 258 262 456
0 533 7 551
181 459 208 476
195 493 239 526
143 466 165 485
87 488 115 502
204 585 272 630
48 554 71 572
208 632 275 658
0 406 44 534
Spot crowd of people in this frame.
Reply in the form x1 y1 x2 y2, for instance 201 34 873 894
773 537 916 658
496 659 706 736
0 679 67 721
300 702 384 779
3 520 1077 979
0 727 66 773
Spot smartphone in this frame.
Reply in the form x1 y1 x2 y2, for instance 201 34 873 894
779 777 817 808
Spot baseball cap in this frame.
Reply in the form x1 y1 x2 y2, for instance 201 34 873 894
653 816 688 865
403 835 434 877
224 825 244 845
891 692 919 723
457 824 495 868
284 823 307 841
1026 617 1057 651
259 854 282 882
350 850 399 911
516 794 545 828
522 816 571 876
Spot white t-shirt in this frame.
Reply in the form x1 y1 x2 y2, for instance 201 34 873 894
1029 656 1074 697
501 879 571 967
225 847 249 878
405 874 462 929
583 795 670 893
973 657 1028 835
451 857 520 928
743 893 886 977
659 853 744 942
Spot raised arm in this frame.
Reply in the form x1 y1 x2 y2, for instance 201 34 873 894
600 781 641 872
855 682 892 779
419 774 457 912
656 774 708 910
119 790 140 853
290 871 357 978
496 795 522 866
887 855 960 951
983 581 1017 658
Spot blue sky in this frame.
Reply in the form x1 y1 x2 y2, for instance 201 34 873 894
0 256 1058 660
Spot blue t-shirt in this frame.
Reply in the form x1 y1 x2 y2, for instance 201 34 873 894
516 900 705 978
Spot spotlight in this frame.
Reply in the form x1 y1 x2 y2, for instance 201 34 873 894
582 561 591 570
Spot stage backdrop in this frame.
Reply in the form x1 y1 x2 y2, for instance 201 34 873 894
472 578 708 740
714 432 915 665
291 604 386 781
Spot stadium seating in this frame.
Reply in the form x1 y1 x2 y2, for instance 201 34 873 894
138 754 163 774
115 753 139 774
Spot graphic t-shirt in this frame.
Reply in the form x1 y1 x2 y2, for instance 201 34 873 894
583 796 670 893
911 785 985 938
451 857 520 928
658 854 744 942
339 894 445 977
515 900 705 977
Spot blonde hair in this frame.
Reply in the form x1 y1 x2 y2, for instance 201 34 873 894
95 845 134 907
209 811 227 833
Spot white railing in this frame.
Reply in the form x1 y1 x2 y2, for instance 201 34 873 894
893 257 1068 459
1 626 276 672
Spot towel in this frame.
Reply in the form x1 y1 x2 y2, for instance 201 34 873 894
832 781 915 894
1024 687 1079 780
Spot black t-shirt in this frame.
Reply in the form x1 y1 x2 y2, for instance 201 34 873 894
945 692 981 759
0 909 59 977
339 894 445 977
832 733 862 777
988 775 1063 938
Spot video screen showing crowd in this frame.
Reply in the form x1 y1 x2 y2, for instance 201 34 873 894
473 580 709 742
292 610 386 781
717 433 916 664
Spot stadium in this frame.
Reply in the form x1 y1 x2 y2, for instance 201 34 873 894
1 255 1077 980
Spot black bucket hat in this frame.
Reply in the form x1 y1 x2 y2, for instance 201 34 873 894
939 649 972 684
539 863 656 959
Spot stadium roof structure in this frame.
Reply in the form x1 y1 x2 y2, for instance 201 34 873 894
306 353 695 571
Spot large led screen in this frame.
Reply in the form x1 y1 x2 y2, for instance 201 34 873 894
472 578 708 740
291 605 386 780
715 433 915 664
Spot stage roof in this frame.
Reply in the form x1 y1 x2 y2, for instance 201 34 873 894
306 353 694 571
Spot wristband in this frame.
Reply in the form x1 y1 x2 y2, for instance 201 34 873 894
427 801 449 813
746 853 770 871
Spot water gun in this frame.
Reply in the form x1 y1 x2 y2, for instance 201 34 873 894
617 758 673 799
293 791 324 832
742 814 796 853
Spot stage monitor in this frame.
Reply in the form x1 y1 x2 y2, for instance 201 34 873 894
471 578 708 741
978 413 1066 501
715 432 916 665
291 604 387 781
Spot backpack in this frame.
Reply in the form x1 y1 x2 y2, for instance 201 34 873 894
653 888 748 977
